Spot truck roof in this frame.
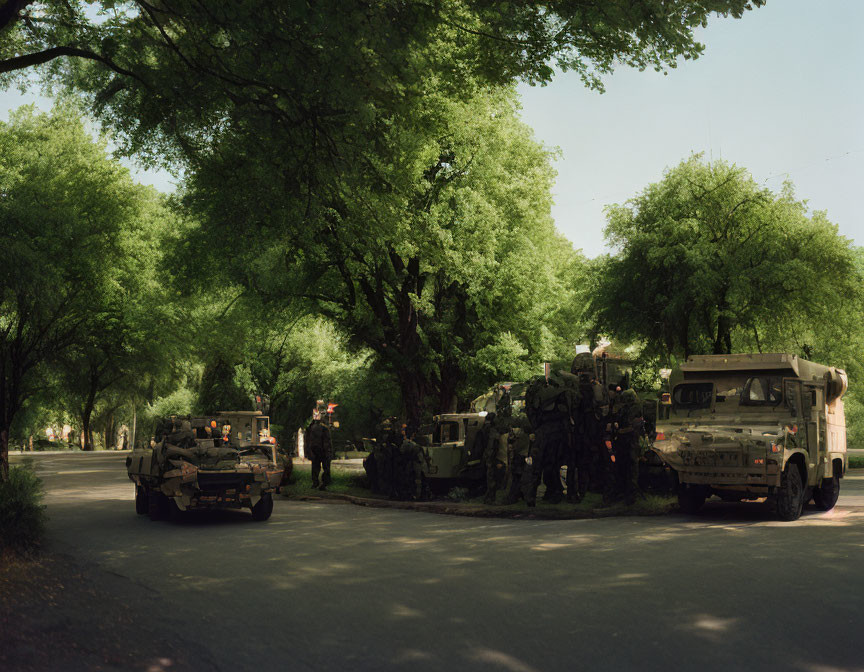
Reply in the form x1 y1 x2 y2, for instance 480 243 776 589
217 411 265 417
681 353 833 381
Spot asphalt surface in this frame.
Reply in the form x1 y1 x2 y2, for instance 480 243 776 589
9 451 864 672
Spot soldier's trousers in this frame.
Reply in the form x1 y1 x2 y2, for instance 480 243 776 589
566 441 591 502
537 421 568 502
613 433 638 503
505 456 526 504
310 454 331 487
363 454 379 492
485 459 505 503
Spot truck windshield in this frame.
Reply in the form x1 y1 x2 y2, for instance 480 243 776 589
434 421 461 443
740 376 783 406
672 383 714 410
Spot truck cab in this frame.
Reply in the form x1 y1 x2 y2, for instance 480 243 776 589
653 353 847 520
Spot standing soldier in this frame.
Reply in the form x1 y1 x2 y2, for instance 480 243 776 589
398 425 429 501
503 417 532 505
483 391 512 504
306 413 333 491
612 388 644 504
523 372 577 506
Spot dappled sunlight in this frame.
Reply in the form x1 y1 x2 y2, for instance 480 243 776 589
391 648 433 663
677 614 740 643
530 542 574 551
146 657 175 672
391 603 424 619
468 647 540 672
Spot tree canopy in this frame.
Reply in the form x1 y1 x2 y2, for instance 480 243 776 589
590 155 863 361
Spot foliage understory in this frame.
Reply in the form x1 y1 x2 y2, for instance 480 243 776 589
0 463 47 556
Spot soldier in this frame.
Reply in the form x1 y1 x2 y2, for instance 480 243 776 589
397 425 428 501
503 416 532 505
472 412 495 464
611 388 644 504
523 373 577 506
483 394 512 504
306 413 333 490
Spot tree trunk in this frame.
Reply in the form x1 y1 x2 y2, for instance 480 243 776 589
436 361 461 414
398 371 425 430
82 409 94 451
0 428 8 481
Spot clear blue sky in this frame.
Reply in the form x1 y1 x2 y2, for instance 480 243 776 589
517 0 864 257
2 1 861 258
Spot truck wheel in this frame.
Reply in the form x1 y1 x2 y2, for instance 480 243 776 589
148 491 171 521
251 493 274 521
678 487 706 514
813 476 840 511
776 463 805 521
135 486 148 515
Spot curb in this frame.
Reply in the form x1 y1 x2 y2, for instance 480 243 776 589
282 491 665 520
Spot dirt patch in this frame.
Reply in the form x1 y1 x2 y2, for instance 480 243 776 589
0 550 220 672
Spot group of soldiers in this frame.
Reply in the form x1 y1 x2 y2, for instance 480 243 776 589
363 418 429 500
478 353 646 507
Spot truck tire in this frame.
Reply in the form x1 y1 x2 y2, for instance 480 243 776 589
678 487 706 514
135 486 148 515
251 493 274 521
148 491 171 521
813 476 840 511
776 463 805 521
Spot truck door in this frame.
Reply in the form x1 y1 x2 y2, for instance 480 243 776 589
802 384 822 480
783 379 809 456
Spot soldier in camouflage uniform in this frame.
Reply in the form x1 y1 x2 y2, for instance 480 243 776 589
364 416 394 496
483 391 512 504
306 415 333 490
523 372 578 506
571 354 612 500
396 426 429 501
611 388 643 504
503 417 532 505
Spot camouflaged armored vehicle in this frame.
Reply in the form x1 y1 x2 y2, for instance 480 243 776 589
652 353 848 521
126 411 286 521
420 383 527 482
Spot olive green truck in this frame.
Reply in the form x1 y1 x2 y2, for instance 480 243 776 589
653 353 848 521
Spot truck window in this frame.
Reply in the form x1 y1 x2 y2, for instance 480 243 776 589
434 421 461 443
741 376 783 406
672 383 713 410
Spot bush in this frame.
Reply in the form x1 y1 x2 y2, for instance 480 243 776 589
0 464 48 555
849 455 864 469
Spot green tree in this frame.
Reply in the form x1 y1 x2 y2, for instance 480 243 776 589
179 88 581 424
590 156 862 361
54 187 181 449
0 106 153 477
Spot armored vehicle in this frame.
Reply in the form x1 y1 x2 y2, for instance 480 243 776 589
127 411 286 522
421 383 528 483
652 353 848 521
424 412 486 480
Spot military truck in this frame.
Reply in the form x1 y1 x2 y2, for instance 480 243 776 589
652 353 848 521
126 411 286 522
419 383 528 484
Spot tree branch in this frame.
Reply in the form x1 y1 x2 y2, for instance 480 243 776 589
0 46 148 87
0 0 31 33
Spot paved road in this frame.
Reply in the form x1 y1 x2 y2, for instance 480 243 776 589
11 452 864 672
